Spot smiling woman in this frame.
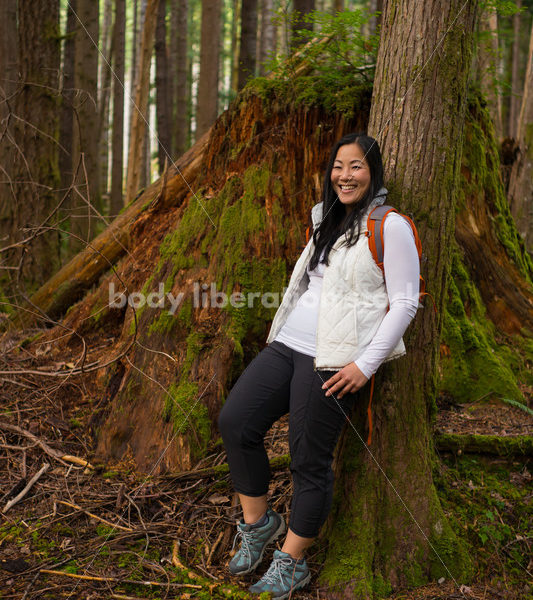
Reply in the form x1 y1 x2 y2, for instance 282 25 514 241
218 133 420 599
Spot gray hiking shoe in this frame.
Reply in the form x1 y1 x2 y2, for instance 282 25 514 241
228 507 286 575
249 549 311 599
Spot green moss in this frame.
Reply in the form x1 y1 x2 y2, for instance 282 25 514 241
459 91 533 284
440 248 525 403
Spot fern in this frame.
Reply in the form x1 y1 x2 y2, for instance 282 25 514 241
501 397 533 417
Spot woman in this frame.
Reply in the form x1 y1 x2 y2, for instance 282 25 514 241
218 133 420 599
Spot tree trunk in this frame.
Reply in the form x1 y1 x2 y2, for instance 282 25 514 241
258 0 275 76
319 0 479 595
0 0 18 249
508 23 533 252
110 0 126 217
237 0 258 90
477 9 503 141
291 0 315 49
71 0 100 253
368 0 383 36
171 0 189 158
230 0 241 93
196 0 222 137
58 0 77 259
8 0 61 288
155 0 172 174
509 0 522 140
125 0 158 205
98 0 114 203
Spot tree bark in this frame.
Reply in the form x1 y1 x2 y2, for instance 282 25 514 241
0 0 18 249
8 0 61 287
125 0 158 205
237 0 258 90
508 23 533 252
71 0 100 253
291 0 315 49
110 0 126 217
171 0 189 158
230 0 241 93
320 0 479 595
196 0 222 137
258 0 275 76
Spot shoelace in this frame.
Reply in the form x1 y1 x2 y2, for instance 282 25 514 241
231 527 254 563
261 556 296 585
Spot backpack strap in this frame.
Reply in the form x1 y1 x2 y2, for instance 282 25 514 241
365 204 399 272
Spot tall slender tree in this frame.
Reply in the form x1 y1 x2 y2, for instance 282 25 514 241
258 0 275 76
9 0 61 287
0 0 18 248
171 0 189 157
509 0 523 140
155 0 172 174
196 0 222 137
111 0 126 217
291 0 315 49
237 0 258 89
321 0 479 594
125 0 158 204
98 0 114 203
230 0 241 93
508 22 533 251
72 0 100 252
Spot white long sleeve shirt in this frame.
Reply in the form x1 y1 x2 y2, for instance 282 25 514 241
274 213 420 378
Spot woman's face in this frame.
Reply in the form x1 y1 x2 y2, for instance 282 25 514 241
330 142 371 212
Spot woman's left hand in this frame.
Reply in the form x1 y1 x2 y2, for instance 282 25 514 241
322 362 369 398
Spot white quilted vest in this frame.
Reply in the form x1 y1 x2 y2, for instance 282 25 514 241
266 190 406 370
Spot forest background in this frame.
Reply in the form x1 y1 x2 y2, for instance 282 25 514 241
0 1 532 599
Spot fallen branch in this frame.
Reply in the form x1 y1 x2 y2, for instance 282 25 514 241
0 421 94 469
56 500 133 533
435 433 533 457
39 569 202 589
3 463 49 512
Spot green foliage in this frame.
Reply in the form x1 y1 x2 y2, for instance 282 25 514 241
500 397 533 416
250 9 377 118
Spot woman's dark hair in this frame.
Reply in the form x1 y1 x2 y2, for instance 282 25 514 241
308 133 384 271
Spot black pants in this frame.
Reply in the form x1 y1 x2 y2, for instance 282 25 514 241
218 340 357 538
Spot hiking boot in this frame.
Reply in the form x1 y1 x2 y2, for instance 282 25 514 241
228 507 286 575
248 549 311 599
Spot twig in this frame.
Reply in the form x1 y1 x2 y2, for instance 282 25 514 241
56 499 133 532
39 569 202 588
3 463 49 512
0 421 94 468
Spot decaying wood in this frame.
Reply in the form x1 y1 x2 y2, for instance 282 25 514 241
3 463 49 512
39 569 202 589
435 433 533 457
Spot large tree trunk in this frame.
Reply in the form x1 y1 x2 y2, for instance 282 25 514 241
171 0 189 157
71 0 100 253
319 0 479 596
7 0 61 288
155 0 171 174
507 23 533 252
237 0 258 90
196 0 222 137
125 0 158 205
110 0 126 217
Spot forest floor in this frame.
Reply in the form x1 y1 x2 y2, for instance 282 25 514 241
0 331 531 600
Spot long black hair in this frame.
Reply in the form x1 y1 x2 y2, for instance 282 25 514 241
308 133 384 271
